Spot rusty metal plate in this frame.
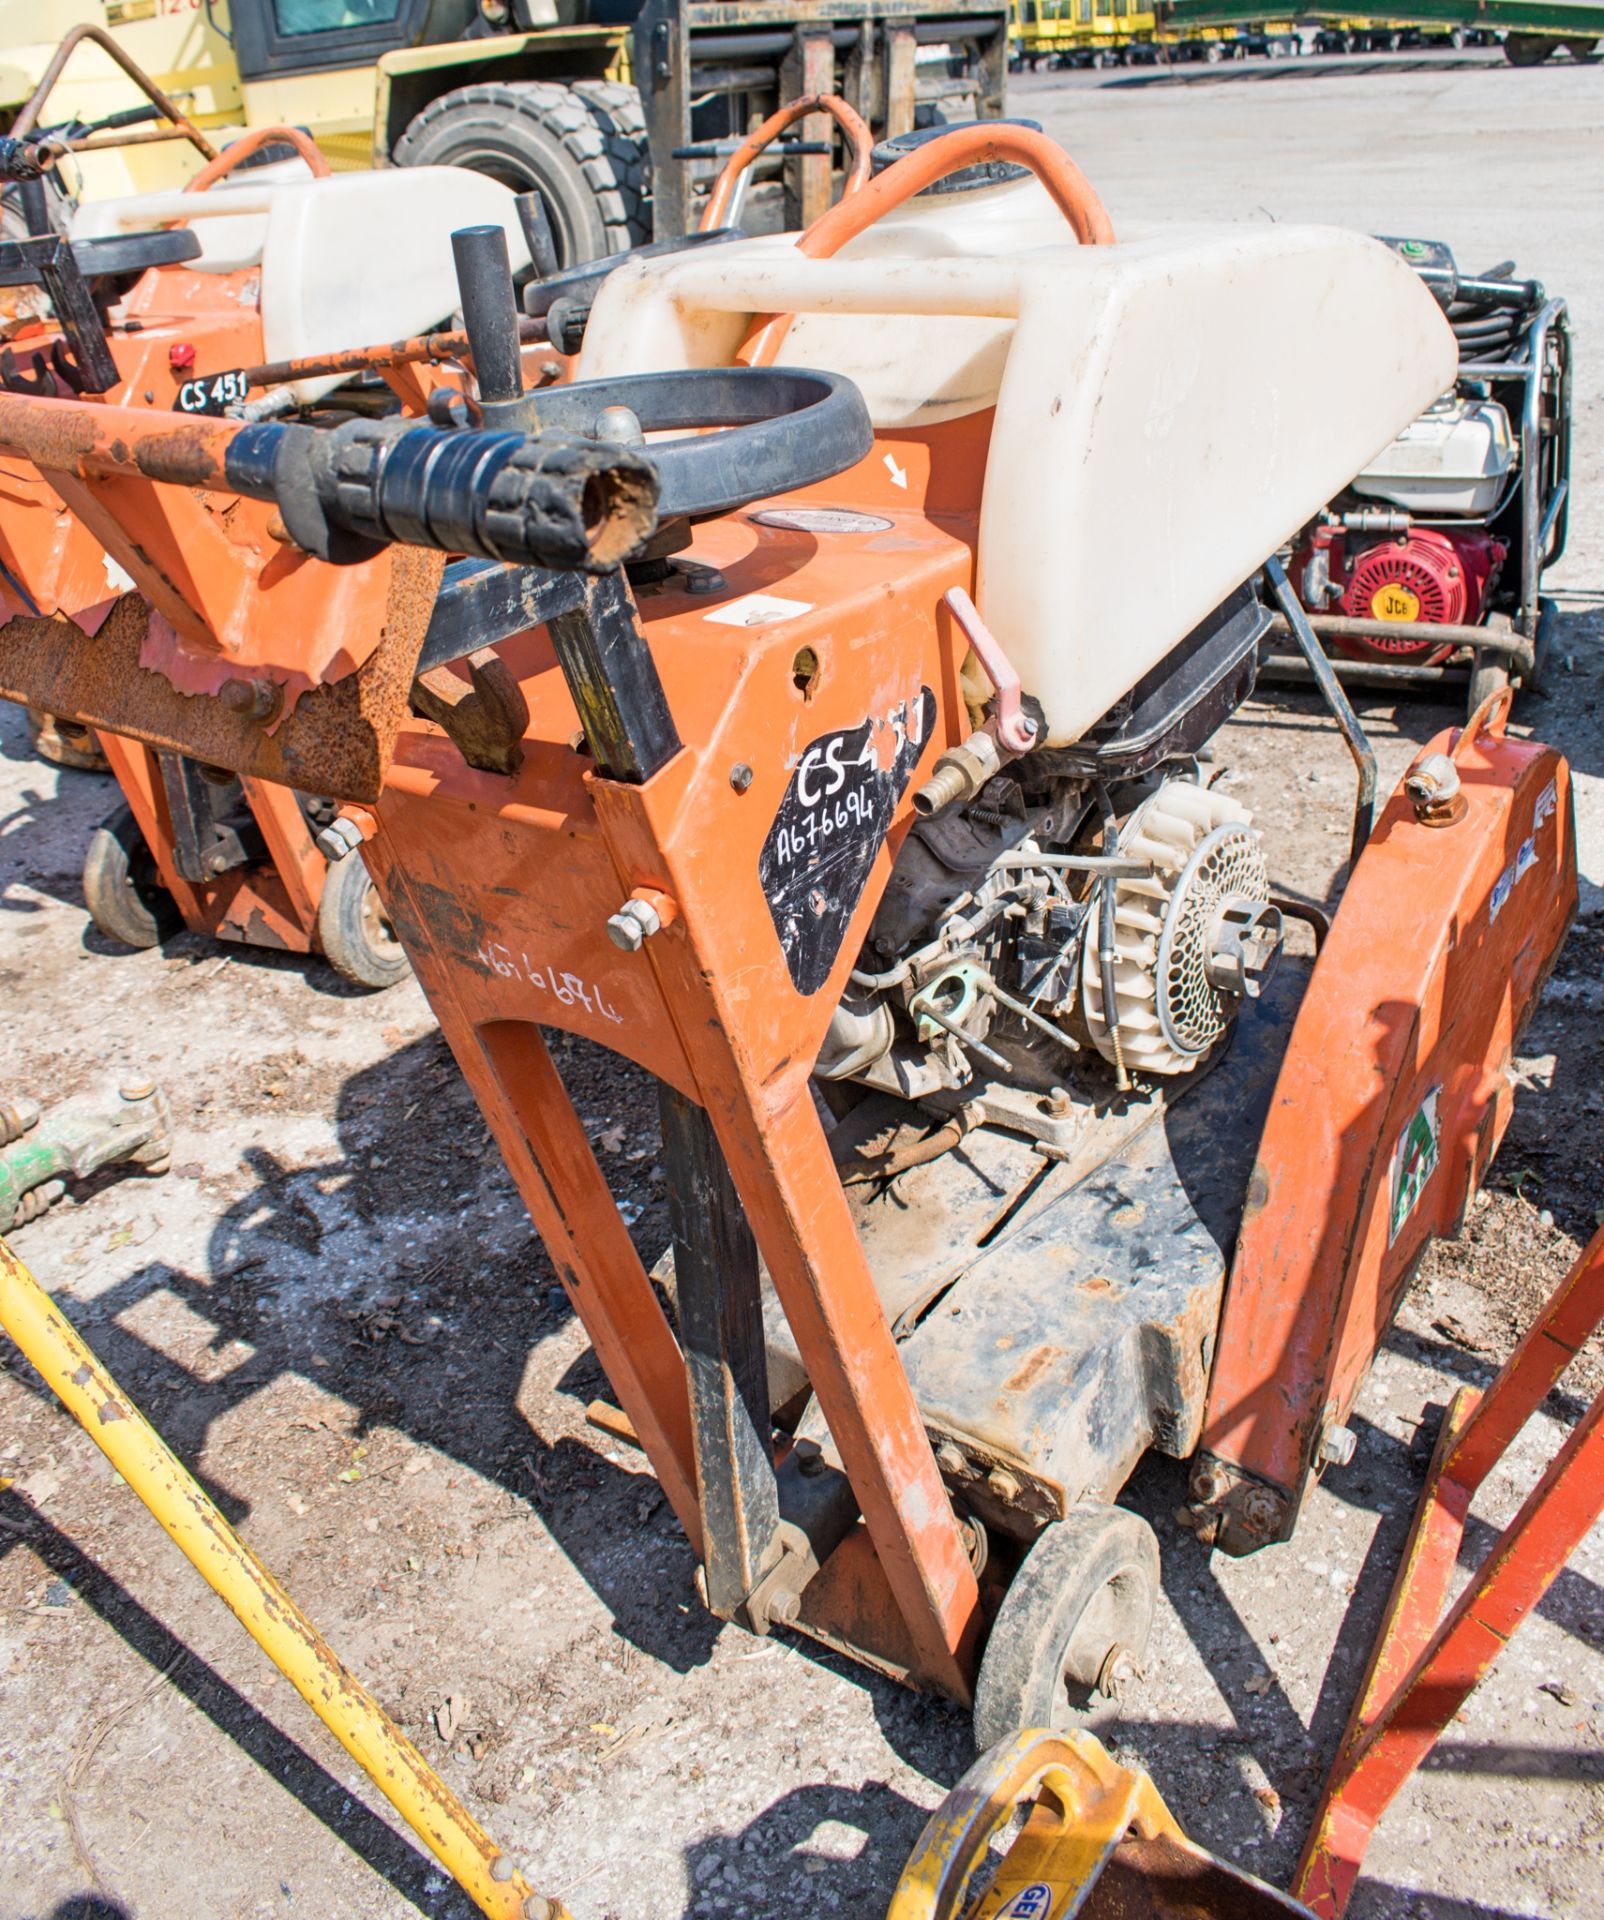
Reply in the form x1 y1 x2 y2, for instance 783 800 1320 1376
0 548 445 805
895 963 1309 1523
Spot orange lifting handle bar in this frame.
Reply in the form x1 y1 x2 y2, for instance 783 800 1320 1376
744 122 1116 366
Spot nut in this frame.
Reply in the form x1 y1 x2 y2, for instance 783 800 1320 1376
1236 1483 1287 1538
729 762 754 794
768 1589 800 1627
316 816 366 863
985 1465 1020 1503
1317 1422 1358 1468
491 1856 515 1883
525 1899 554 1920
935 1442 965 1477
605 896 662 952
1189 1460 1228 1505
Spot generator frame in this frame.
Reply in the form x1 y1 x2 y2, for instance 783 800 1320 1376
1261 293 1571 720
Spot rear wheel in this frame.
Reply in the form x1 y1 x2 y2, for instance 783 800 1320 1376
1468 611 1517 719
393 80 650 267
972 1503 1160 1750
316 854 410 991
83 803 181 951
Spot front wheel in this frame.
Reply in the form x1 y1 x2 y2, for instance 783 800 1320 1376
392 80 649 266
316 854 410 991
83 803 182 950
972 1503 1160 1751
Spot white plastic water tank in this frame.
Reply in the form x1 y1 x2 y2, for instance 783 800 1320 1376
580 175 1458 746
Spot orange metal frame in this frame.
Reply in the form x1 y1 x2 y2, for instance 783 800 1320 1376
0 182 491 957
1295 1219 1604 1915
0 123 1578 1705
1194 696 1576 1552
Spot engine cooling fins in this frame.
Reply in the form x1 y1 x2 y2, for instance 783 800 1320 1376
1081 779 1273 1077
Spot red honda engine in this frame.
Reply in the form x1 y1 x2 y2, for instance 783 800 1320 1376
1305 527 1506 664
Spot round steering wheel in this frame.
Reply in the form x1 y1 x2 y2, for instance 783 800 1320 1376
526 365 873 521
184 125 330 192
698 92 874 234
742 122 1115 366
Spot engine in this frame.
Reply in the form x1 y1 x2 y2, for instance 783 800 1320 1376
816 604 1286 1155
1297 522 1506 663
1290 261 1524 659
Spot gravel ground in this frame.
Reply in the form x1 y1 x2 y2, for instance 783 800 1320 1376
2 47 1603 1920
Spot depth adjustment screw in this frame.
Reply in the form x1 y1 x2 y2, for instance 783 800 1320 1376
605 896 662 951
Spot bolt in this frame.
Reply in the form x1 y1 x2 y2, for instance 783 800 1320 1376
796 1444 826 1478
525 1899 554 1920
986 1465 1020 1503
1189 1461 1228 1505
935 1442 965 1476
729 762 754 794
1237 1484 1286 1537
595 404 644 446
119 1081 157 1103
220 676 280 722
204 847 232 877
316 817 365 863
605 896 663 952
768 1589 800 1627
1318 1423 1358 1468
1096 1644 1137 1699
491 1856 515 1883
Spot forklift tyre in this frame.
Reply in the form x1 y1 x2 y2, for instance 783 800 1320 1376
972 1503 1160 1751
1502 32 1562 63
317 854 410 991
83 803 181 951
392 80 649 267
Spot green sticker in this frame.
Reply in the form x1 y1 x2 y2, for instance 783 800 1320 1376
1389 1088 1440 1245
